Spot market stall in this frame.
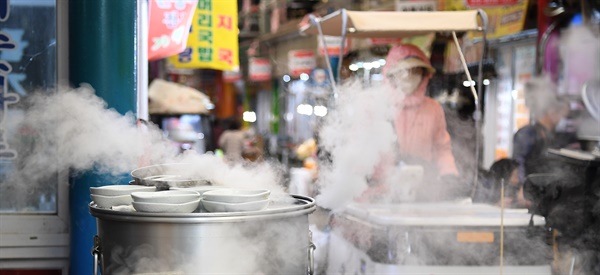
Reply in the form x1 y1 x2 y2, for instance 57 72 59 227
300 9 488 189
299 9 557 273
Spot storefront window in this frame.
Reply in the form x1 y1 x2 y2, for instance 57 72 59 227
0 0 58 214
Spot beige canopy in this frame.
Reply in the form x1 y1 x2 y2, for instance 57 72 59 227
148 79 213 115
300 9 484 38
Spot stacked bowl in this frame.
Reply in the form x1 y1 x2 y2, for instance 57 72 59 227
90 185 156 209
131 190 201 213
201 189 271 212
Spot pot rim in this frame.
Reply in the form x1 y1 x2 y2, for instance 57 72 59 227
89 195 316 223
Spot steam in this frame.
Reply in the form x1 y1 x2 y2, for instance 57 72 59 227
4 85 284 195
523 74 561 118
315 80 400 210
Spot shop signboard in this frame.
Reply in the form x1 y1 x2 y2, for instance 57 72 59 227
249 58 271 81
465 0 519 6
148 0 197 61
168 0 239 71
0 2 20 159
288 50 316 78
318 36 350 56
395 0 437 12
440 0 529 40
223 69 242 83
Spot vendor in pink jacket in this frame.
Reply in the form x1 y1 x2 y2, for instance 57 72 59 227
359 44 459 201
387 44 458 176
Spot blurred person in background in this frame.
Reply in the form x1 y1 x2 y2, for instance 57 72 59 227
218 118 245 163
474 158 532 208
512 79 576 185
359 44 460 202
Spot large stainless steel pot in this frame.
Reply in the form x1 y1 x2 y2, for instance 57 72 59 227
90 195 316 275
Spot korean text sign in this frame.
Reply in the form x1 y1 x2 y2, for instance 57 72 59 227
168 0 239 71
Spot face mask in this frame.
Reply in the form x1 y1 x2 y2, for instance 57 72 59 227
387 68 423 94
397 74 423 94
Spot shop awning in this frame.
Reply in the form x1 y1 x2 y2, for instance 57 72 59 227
148 79 213 115
299 9 484 38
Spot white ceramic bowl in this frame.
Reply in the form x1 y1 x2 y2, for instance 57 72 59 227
202 189 270 203
170 185 230 195
201 199 270 213
90 185 156 196
131 190 200 204
90 194 133 209
132 199 200 213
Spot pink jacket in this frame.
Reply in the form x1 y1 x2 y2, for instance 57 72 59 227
385 44 458 176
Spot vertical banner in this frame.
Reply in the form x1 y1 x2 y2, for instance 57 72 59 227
288 50 316 78
249 58 271 81
148 0 198 61
169 0 239 70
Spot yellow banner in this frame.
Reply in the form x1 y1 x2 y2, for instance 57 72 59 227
168 0 239 71
439 0 529 39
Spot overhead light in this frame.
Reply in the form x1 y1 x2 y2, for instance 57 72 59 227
314 105 328 117
483 79 490 86
296 104 313 116
349 64 359 71
300 73 310 81
243 111 257 122
283 75 291 82
463 80 476 87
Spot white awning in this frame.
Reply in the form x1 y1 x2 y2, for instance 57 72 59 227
300 9 484 38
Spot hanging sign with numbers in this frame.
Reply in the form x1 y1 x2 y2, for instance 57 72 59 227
168 0 239 71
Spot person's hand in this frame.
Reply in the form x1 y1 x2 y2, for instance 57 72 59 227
516 186 533 209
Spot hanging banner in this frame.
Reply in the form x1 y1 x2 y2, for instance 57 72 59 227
318 36 350 56
148 0 197 61
168 0 239 71
249 58 271 81
288 50 316 77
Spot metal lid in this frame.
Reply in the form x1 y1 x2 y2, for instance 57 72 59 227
89 195 316 223
130 163 212 189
